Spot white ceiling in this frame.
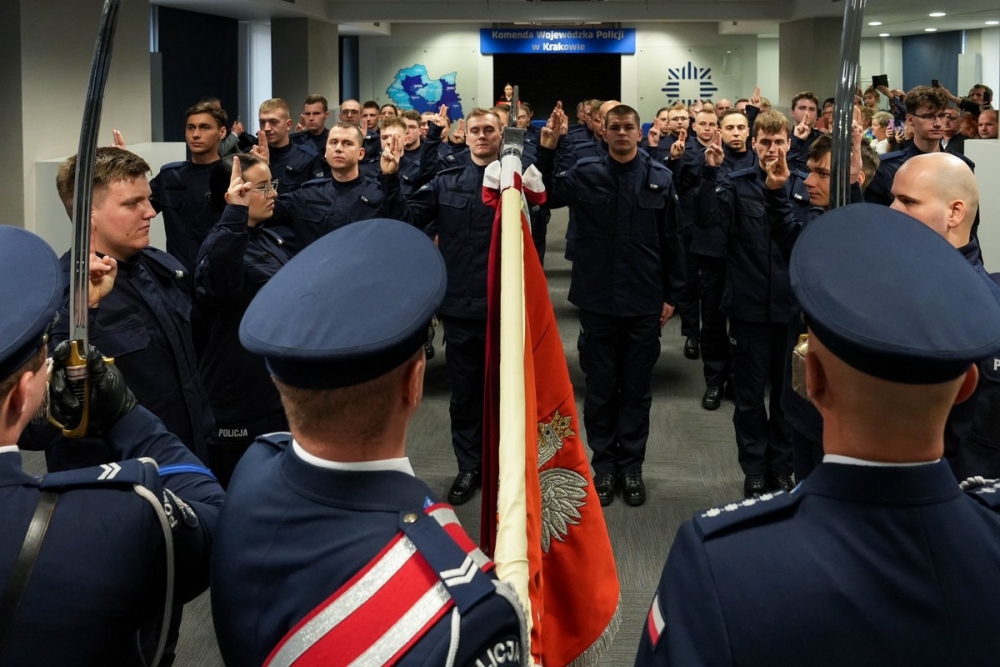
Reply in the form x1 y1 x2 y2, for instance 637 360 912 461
152 0 1000 38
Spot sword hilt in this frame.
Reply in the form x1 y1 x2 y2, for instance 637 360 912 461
60 340 90 437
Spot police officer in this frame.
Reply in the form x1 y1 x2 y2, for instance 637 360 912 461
211 219 526 667
195 154 291 487
538 103 683 507
0 226 223 666
690 109 755 410
290 94 330 156
697 111 810 498
33 147 213 469
252 98 326 195
268 121 390 252
636 204 1000 666
147 102 228 276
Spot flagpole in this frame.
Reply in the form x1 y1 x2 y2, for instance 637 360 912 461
494 98 533 643
830 0 867 208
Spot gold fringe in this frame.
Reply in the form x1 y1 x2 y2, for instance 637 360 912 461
565 596 623 667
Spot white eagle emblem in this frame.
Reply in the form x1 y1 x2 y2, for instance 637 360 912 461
537 411 588 553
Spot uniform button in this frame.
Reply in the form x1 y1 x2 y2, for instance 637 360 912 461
403 513 419 524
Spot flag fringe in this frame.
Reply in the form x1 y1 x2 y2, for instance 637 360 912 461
565 597 622 667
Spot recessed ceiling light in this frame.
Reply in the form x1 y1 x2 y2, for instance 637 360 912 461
929 12 946 17
868 21 882 26
879 33 890 37
925 28 938 32
987 20 1000 25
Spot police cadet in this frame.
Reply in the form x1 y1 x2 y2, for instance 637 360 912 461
147 102 228 276
636 204 1000 667
251 98 326 195
267 121 390 252
31 147 213 471
195 154 291 488
690 109 755 411
889 153 1000 480
697 110 810 498
290 94 331 156
381 108 504 505
786 91 822 172
0 226 223 666
537 103 683 507
211 219 526 667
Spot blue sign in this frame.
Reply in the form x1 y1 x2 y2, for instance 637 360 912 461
480 28 636 55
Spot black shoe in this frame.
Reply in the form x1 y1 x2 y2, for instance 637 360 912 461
684 336 700 360
767 472 795 493
702 386 723 411
744 474 768 498
448 470 481 505
620 472 647 507
424 341 435 360
594 473 617 507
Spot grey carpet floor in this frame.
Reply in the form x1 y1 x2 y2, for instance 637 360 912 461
24 209 749 666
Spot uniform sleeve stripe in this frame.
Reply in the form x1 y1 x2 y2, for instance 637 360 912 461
646 592 665 648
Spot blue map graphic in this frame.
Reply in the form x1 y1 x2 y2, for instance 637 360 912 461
387 64 464 118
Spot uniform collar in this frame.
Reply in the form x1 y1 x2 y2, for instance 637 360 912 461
801 459 962 505
0 445 18 455
958 237 983 267
0 448 37 489
291 439 414 476
823 454 940 467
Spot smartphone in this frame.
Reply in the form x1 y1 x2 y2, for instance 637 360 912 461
887 119 895 132
872 74 889 88
932 79 940 88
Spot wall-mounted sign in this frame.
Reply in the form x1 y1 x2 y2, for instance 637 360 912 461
660 61 719 105
480 28 636 55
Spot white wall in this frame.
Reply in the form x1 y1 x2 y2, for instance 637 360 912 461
966 139 1000 272
981 27 999 94
757 37 779 105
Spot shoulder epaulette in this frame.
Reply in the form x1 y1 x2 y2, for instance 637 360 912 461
255 431 293 453
293 142 319 158
300 177 329 188
793 169 809 180
879 149 907 162
436 164 465 176
158 161 185 172
728 167 757 179
141 247 187 279
693 490 801 538
40 458 158 490
961 477 1000 511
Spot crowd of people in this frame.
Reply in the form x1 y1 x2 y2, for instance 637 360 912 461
1 73 999 666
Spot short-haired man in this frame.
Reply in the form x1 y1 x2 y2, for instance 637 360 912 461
290 94 330 155
715 98 733 116
979 110 998 139
211 219 526 666
538 104 683 507
689 109 755 410
788 91 822 170
43 147 214 467
0 225 223 665
383 109 510 504
866 86 976 207
254 98 326 194
940 105 965 154
147 102 228 275
636 203 1000 667
891 153 1000 480
360 100 383 170
268 121 389 251
697 111 810 497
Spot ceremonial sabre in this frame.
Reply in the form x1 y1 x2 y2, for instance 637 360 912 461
62 0 123 437
830 0 867 209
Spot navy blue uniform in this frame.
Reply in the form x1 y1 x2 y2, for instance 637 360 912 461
29 249 213 468
290 128 327 156
547 134 608 261
149 161 218 276
267 141 326 195
194 205 291 487
270 175 390 252
636 462 1000 666
211 436 525 666
537 146 682 475
690 147 755 391
1 407 224 666
697 163 810 478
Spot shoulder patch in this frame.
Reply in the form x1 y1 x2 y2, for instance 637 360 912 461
162 487 199 530
40 458 156 490
141 248 187 280
693 490 800 538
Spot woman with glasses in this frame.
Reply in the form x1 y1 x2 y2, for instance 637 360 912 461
195 153 291 487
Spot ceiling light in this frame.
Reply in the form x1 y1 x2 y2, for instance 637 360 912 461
929 12 946 17
879 33 890 37
987 21 999 25
925 28 938 32
868 21 882 26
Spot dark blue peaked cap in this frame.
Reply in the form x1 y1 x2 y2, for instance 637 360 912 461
0 227 61 380
240 219 447 389
791 203 1000 384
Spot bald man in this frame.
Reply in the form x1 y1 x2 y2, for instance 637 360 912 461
891 152 1000 480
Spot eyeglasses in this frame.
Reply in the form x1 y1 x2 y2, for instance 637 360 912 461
250 180 279 197
910 112 951 122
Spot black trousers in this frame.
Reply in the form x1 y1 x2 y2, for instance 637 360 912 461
729 319 793 476
696 255 730 388
677 232 700 338
579 309 661 475
442 316 487 472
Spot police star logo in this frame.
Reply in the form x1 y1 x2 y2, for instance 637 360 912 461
537 410 574 468
660 61 719 106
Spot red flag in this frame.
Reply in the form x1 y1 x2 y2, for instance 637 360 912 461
482 160 621 665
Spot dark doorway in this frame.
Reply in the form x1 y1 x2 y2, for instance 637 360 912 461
493 54 620 120
156 7 239 142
